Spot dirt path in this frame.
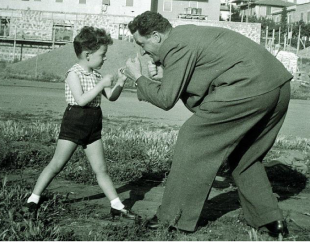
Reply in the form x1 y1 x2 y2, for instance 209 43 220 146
1 79 310 138
5 163 310 238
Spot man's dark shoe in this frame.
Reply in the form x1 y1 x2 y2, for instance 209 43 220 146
147 215 160 229
264 220 289 237
110 206 138 220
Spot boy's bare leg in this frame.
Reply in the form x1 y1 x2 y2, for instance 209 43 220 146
32 139 77 196
84 139 118 201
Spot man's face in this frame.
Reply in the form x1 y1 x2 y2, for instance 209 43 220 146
133 31 161 63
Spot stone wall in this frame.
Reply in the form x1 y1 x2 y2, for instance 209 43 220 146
9 10 53 40
0 43 51 62
170 19 261 44
0 9 262 62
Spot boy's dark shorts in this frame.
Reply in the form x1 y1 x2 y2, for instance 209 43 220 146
59 105 102 149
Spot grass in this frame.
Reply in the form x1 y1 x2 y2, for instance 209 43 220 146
0 118 309 240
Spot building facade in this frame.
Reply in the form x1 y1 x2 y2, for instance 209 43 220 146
156 0 220 21
0 0 152 16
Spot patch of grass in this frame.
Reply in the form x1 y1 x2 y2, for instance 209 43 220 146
0 120 176 183
291 81 310 100
0 176 75 241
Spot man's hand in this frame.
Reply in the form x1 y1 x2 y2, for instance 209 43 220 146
124 54 142 81
147 60 163 81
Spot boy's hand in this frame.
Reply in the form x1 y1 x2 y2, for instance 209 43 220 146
100 74 114 88
118 68 127 83
147 60 163 81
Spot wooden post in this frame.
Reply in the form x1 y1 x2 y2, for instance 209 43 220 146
265 26 268 47
279 27 281 45
35 45 39 79
272 29 275 53
12 25 17 62
52 25 56 49
297 25 301 55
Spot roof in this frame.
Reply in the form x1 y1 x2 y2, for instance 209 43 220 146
238 0 295 8
254 0 295 7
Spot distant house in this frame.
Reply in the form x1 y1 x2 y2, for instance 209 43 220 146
156 0 221 21
0 0 153 16
232 0 295 19
272 1 310 23
295 2 310 23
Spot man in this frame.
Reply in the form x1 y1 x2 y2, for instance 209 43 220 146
124 11 291 237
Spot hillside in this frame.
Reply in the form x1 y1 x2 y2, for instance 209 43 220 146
7 39 151 83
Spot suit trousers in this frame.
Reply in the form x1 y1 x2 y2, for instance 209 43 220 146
157 82 291 232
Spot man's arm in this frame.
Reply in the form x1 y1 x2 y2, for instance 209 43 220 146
136 45 196 110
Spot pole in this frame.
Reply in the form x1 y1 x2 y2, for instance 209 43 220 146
12 25 17 62
229 0 232 22
297 25 301 55
246 1 250 23
35 45 39 79
279 27 281 45
272 29 275 53
52 25 55 50
265 26 268 47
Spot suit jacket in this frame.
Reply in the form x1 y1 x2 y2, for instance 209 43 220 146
136 25 293 113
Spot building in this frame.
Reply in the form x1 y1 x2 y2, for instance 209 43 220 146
233 0 295 19
0 0 152 16
295 2 310 22
272 1 310 23
156 0 220 21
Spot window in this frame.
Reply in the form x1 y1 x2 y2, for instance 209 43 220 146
288 14 292 23
301 12 304 21
307 11 310 23
163 0 172 12
126 0 133 7
56 0 63 2
79 0 86 4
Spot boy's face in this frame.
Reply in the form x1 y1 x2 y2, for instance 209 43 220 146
88 45 108 69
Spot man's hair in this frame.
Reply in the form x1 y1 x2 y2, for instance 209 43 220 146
73 26 113 57
128 11 172 36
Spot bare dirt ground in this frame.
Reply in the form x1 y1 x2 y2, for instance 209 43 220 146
1 78 310 240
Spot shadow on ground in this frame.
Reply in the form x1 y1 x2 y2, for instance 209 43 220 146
197 163 308 227
66 175 162 210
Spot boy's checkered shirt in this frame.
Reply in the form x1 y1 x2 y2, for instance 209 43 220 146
65 64 102 107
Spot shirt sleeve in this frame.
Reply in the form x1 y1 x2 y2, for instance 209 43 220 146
136 44 196 111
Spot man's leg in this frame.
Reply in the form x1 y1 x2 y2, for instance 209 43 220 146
231 82 290 228
156 83 290 232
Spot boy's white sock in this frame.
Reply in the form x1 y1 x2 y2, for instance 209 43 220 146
27 193 40 204
110 197 125 210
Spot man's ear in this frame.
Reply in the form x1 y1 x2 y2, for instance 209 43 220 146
152 31 161 43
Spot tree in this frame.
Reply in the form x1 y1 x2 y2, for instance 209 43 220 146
230 6 242 22
280 7 288 34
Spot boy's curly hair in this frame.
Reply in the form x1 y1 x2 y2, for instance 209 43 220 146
73 26 113 57
128 11 172 37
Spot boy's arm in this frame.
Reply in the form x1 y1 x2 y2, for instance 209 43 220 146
102 69 127 101
66 71 108 106
102 79 125 101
